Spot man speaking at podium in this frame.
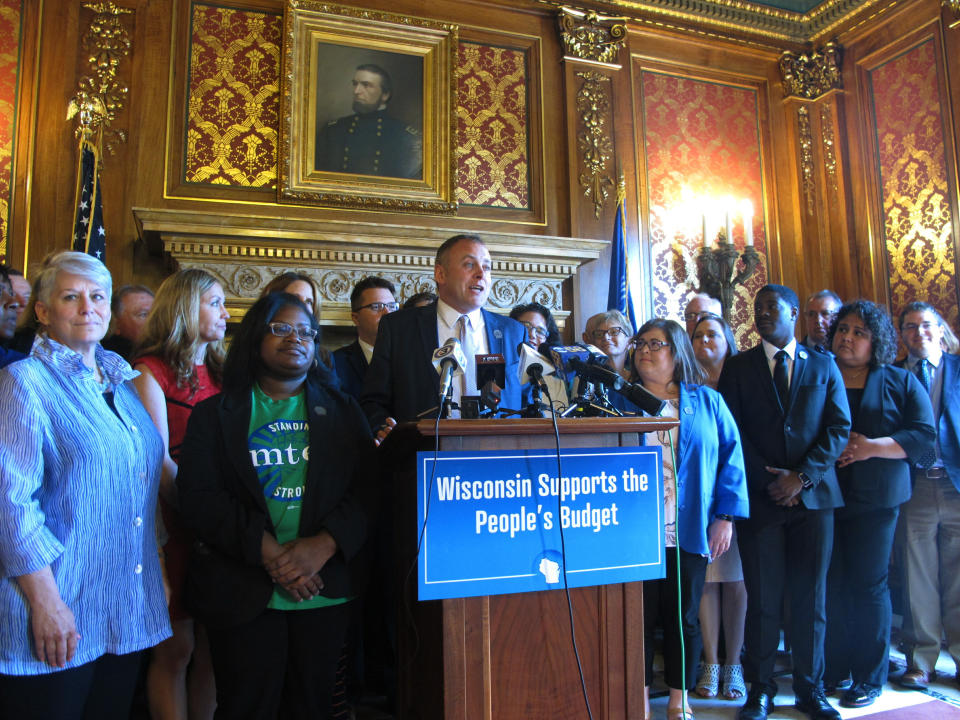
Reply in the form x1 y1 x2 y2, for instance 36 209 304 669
360 234 526 442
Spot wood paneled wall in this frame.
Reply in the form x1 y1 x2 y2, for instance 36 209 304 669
3 0 959 338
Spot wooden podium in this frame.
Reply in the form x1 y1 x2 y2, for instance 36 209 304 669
381 416 675 720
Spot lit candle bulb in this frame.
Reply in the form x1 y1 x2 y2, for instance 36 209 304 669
702 213 709 248
741 199 754 246
725 211 732 245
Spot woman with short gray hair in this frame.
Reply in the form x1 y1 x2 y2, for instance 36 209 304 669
0 251 170 719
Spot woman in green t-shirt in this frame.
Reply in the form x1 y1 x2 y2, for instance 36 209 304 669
177 292 375 720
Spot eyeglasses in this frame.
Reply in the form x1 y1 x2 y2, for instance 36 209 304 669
267 322 318 340
902 322 936 333
635 338 670 352
520 321 548 339
355 301 399 313
591 326 626 340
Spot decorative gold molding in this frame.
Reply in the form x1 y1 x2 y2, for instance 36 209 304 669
66 2 131 152
944 0 960 12
798 106 815 214
558 6 627 65
132 207 605 324
575 71 614 219
779 41 842 100
544 0 895 45
820 102 838 198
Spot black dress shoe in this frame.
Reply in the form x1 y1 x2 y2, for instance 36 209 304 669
795 689 841 720
840 684 880 708
737 690 774 720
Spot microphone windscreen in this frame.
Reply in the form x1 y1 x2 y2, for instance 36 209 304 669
517 343 556 382
431 337 466 376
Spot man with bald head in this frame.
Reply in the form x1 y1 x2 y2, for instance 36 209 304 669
684 292 723 335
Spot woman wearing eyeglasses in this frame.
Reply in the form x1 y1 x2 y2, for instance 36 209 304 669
133 268 228 720
177 293 374 719
583 310 634 379
629 319 748 720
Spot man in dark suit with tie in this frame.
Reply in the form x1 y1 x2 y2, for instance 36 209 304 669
360 234 525 440
896 301 960 690
333 277 398 399
718 284 850 720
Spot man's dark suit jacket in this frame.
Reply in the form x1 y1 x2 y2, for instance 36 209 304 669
899 351 960 493
717 343 851 519
177 378 376 628
360 302 526 429
333 340 367 400
840 364 934 511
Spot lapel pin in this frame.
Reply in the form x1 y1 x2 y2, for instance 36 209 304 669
313 405 327 416
493 328 503 340
798 350 808 359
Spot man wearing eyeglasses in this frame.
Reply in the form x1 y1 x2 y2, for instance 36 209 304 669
582 310 634 379
895 302 960 691
361 234 526 440
683 293 723 336
802 290 842 355
334 277 399 399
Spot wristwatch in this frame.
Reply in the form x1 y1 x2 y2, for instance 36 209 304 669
715 513 734 522
798 472 814 490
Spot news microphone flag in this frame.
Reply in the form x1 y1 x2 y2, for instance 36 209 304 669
72 136 105 260
607 182 636 330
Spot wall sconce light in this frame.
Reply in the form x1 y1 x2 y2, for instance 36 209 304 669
697 200 761 322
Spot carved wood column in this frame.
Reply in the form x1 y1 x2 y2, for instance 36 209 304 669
779 42 858 300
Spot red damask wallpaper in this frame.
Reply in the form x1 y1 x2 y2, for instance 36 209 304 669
185 5 531 208
185 3 281 187
456 42 529 209
640 71 768 348
0 0 21 262
869 40 957 328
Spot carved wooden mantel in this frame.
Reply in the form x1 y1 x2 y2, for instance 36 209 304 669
133 208 606 328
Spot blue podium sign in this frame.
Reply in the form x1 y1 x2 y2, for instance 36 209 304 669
416 446 665 601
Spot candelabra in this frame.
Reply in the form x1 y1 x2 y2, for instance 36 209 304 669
696 229 762 323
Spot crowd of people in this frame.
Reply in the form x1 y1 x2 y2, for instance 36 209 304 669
0 239 955 720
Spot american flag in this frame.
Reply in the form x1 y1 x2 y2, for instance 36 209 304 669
72 138 105 259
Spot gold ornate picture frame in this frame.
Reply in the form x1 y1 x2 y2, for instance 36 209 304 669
280 1 457 213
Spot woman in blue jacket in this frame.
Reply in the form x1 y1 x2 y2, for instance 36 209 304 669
629 318 749 720
823 300 935 708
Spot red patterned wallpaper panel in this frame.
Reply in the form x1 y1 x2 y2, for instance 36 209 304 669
869 40 957 328
184 5 531 209
456 42 529 209
185 3 281 187
640 71 768 348
0 0 21 262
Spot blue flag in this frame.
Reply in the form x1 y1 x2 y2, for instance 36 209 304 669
607 191 637 329
72 138 105 260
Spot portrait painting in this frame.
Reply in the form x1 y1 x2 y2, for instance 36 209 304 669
313 45 423 180
280 1 457 214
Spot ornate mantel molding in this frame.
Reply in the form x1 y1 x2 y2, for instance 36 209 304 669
558 6 628 65
133 208 605 327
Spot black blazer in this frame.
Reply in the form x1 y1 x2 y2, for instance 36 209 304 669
898 351 960 492
177 377 376 628
840 364 935 511
718 343 851 517
360 302 526 430
333 340 368 400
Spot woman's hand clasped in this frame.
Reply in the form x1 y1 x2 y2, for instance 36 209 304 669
707 518 733 560
837 431 874 467
263 532 338 602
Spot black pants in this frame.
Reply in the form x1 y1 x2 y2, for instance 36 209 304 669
825 505 899 689
208 602 351 720
738 507 833 698
0 651 143 720
643 548 708 690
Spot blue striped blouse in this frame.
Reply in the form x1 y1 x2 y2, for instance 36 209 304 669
0 335 171 675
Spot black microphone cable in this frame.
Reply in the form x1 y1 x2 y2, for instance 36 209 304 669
544 382 595 720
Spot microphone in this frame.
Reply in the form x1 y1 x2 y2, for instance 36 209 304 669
546 344 593 377
432 337 467 403
479 380 501 411
568 357 624 389
615 381 667 416
517 343 556 389
475 353 506 393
